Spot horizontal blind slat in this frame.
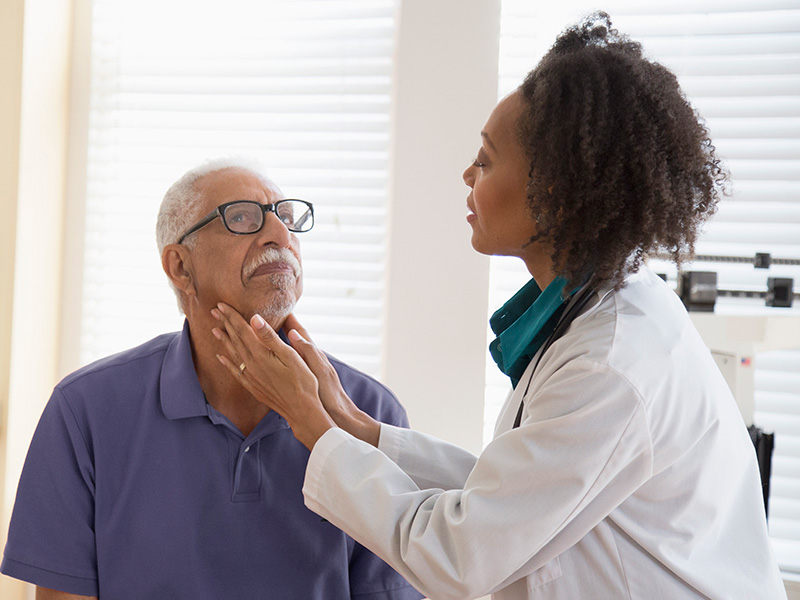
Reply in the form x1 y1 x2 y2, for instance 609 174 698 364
79 0 398 375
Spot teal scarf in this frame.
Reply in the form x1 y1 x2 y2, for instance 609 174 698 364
489 276 569 388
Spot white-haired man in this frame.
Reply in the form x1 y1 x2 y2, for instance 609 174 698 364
1 159 423 600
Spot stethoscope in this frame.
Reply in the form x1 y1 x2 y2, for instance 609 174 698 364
512 280 598 429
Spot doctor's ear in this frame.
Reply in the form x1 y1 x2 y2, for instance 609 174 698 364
161 244 197 298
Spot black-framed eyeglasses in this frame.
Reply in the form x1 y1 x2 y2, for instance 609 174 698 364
177 199 314 244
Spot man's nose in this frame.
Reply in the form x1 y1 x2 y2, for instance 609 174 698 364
256 210 292 248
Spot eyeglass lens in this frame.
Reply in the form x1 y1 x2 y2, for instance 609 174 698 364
222 201 312 233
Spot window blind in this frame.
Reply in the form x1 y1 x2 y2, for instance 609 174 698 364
492 0 800 572
77 0 397 377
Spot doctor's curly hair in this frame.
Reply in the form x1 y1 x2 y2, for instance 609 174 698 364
517 12 728 290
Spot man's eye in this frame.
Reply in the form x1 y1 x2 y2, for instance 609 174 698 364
225 207 260 230
277 209 295 224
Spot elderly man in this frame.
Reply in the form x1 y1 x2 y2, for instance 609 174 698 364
1 159 423 600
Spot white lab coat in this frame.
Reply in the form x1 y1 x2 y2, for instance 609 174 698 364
303 268 786 600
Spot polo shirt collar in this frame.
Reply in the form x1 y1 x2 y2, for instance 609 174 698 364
159 321 294 429
160 320 209 420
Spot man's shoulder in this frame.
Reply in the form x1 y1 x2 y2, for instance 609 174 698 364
326 354 409 427
58 331 179 393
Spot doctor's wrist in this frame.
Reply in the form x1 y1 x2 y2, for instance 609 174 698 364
285 399 338 451
339 409 380 448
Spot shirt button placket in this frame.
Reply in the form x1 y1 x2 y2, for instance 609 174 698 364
232 440 262 502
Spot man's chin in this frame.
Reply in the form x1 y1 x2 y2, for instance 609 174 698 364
254 296 297 330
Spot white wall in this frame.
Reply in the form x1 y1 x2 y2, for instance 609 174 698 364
384 0 500 456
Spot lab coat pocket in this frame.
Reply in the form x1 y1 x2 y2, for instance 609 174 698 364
526 556 562 590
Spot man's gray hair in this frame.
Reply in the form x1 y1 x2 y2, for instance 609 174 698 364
156 156 276 312
156 156 275 253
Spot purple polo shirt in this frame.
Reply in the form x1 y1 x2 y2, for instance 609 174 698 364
2 322 423 600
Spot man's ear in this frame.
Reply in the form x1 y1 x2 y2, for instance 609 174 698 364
162 244 197 298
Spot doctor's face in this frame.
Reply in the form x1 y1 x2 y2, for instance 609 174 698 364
185 167 304 328
462 92 543 265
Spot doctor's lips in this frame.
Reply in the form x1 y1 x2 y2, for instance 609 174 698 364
243 249 301 281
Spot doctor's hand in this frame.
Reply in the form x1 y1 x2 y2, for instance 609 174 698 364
211 303 336 450
281 314 381 448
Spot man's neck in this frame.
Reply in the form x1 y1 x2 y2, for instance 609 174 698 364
188 313 274 437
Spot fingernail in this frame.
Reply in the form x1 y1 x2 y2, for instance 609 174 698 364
252 314 266 329
217 303 226 313
211 328 221 340
211 308 220 320
288 329 303 342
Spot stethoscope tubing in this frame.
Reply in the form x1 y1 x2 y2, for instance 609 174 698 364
512 281 597 429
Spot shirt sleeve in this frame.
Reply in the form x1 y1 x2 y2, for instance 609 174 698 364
304 360 653 600
348 540 424 599
1 387 99 597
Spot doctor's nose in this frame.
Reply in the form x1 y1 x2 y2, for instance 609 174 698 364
463 164 475 188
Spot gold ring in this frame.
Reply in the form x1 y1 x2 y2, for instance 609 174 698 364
238 362 246 375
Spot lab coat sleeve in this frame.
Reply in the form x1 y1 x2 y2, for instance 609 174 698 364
303 359 653 600
377 423 479 490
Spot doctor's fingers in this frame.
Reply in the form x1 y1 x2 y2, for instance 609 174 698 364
212 303 285 361
210 305 259 370
215 343 311 418
211 326 242 367
212 309 319 413
212 303 316 388
287 330 354 414
287 329 335 381
283 313 312 343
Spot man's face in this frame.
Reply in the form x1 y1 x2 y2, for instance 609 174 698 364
185 167 303 328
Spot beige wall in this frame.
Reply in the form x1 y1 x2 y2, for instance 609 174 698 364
0 0 26 594
0 0 74 597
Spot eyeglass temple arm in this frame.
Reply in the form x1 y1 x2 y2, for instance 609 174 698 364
294 207 313 230
177 209 219 244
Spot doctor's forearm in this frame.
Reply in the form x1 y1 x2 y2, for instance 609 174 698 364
327 403 381 447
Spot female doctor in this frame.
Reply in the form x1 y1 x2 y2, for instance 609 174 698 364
211 13 786 600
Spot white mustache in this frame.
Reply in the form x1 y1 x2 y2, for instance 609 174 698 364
243 248 301 280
